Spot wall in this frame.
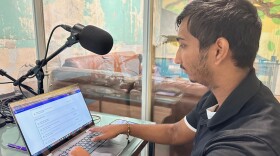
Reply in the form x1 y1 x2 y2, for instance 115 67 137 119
0 0 36 94
43 0 144 65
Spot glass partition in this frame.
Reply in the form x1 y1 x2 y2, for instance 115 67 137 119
253 0 280 96
152 1 207 155
152 0 280 156
43 0 145 119
0 1 37 95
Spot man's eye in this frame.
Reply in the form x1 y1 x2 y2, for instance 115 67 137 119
179 44 186 48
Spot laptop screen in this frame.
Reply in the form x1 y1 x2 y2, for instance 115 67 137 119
9 85 93 156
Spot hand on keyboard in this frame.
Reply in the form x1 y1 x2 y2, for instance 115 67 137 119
69 146 90 156
60 133 106 156
89 124 127 142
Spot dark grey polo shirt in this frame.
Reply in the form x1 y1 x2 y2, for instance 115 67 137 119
186 70 280 156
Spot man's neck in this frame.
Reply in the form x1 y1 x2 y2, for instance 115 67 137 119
210 68 251 107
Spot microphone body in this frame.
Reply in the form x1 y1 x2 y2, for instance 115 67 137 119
61 23 113 55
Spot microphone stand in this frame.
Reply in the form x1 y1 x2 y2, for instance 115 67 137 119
12 34 79 95
0 69 38 95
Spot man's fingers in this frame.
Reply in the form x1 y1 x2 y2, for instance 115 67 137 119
91 135 104 142
69 146 90 156
88 125 120 141
92 134 106 142
89 126 102 133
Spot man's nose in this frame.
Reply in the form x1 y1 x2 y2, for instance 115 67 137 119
174 51 181 64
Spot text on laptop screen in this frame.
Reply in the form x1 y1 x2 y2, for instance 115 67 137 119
9 85 92 156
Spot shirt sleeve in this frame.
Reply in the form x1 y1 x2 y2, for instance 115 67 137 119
184 91 210 132
185 108 199 132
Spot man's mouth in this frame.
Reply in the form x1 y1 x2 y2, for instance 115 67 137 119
180 64 185 70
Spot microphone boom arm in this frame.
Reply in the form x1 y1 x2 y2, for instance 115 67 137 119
13 34 79 95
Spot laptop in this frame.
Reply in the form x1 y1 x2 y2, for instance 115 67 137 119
9 84 132 156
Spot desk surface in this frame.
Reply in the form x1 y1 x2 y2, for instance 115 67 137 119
0 112 154 156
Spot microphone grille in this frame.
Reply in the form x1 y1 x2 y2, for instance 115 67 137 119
79 25 113 55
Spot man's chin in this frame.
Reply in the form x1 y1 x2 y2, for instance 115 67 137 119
189 79 197 83
187 74 200 84
189 78 207 87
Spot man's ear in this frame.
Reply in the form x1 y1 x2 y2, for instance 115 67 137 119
214 37 230 65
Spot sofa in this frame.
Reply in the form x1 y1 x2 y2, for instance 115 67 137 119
48 51 208 156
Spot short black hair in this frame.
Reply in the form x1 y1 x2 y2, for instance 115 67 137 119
176 0 262 68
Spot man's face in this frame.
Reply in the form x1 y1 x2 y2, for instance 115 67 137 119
175 18 212 86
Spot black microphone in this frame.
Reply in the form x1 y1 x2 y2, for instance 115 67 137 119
61 24 113 55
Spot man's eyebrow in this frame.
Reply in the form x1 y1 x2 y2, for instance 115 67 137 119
176 37 185 41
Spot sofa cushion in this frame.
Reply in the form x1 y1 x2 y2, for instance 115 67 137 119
63 52 141 76
130 76 208 108
49 67 136 92
133 76 208 96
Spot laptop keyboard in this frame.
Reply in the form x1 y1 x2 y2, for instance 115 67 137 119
58 132 106 156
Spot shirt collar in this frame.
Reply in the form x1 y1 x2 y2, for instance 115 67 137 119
206 104 219 119
203 69 261 129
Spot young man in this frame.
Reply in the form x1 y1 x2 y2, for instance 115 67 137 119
70 0 280 155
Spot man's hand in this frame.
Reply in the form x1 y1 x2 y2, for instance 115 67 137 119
69 146 90 156
89 124 126 142
69 124 126 156
89 119 195 145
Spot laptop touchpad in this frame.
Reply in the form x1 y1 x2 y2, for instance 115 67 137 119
92 134 130 156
